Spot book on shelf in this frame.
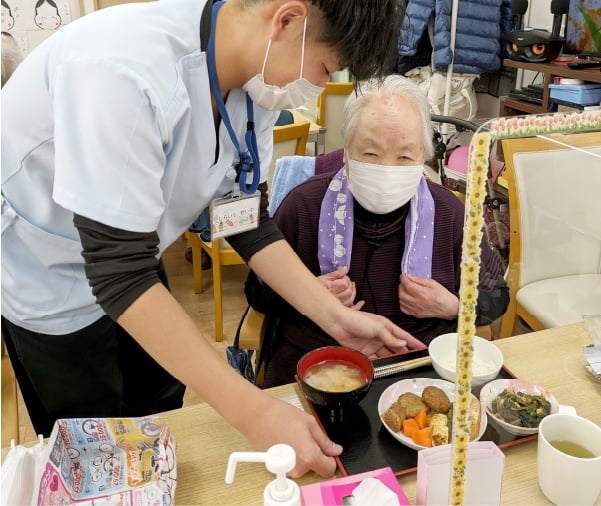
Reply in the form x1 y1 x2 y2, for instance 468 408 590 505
550 98 586 111
549 98 601 111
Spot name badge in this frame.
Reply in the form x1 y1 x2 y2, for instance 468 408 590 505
210 191 260 240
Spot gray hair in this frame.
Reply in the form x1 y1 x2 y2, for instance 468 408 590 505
342 74 434 161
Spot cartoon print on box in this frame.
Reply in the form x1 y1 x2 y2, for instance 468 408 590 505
37 417 177 505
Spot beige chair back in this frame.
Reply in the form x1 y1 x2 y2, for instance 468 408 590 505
506 134 601 287
316 82 354 154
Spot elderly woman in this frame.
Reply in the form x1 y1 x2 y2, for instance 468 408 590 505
245 74 509 388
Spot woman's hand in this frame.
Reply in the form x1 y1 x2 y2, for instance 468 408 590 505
317 266 363 308
247 241 420 356
398 273 459 319
243 396 343 478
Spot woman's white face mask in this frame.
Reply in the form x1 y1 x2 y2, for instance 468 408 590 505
242 18 325 110
347 158 423 214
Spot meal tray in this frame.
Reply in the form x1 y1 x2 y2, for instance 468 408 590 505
297 347 536 477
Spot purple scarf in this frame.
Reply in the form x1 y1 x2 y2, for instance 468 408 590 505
318 167 435 277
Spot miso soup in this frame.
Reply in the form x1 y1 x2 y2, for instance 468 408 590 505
549 440 596 459
304 360 366 392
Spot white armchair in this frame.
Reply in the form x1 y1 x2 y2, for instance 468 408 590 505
499 131 601 338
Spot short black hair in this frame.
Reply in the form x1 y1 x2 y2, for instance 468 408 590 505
309 0 405 80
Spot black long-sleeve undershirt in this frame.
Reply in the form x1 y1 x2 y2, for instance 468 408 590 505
74 182 284 320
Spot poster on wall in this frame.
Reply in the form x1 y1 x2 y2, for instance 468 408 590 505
1 0 80 55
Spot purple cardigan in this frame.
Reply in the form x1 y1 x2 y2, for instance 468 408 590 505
315 148 344 175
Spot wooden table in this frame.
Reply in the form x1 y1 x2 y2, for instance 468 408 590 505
290 108 327 156
170 322 601 505
3 323 600 505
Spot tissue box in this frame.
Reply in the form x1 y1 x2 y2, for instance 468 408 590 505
300 467 410 506
35 417 176 505
416 441 505 506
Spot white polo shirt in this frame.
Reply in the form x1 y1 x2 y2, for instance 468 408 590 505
1 0 278 333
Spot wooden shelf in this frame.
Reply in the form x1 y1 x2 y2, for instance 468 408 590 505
499 59 601 116
499 97 546 116
502 59 601 83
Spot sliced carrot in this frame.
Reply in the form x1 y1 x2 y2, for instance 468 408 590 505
415 408 429 429
402 418 419 438
412 426 433 447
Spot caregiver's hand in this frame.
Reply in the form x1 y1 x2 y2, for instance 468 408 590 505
399 273 459 319
329 306 425 358
244 396 342 478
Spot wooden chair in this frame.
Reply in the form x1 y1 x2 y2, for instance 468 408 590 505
185 231 246 342
188 121 310 342
499 131 601 338
238 307 268 386
316 82 355 154
1 335 20 446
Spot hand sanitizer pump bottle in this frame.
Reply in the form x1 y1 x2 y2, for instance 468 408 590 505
225 444 301 506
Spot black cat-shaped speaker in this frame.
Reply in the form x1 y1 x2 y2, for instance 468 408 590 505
502 0 567 63
503 29 558 63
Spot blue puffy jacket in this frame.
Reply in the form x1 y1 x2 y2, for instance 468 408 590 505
399 0 513 75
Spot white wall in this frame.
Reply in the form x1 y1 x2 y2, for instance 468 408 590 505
525 0 555 31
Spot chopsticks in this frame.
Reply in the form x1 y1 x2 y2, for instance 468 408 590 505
373 355 432 379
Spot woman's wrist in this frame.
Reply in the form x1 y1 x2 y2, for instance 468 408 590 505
444 295 461 320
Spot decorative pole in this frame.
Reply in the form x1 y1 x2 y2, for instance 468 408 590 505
450 130 490 505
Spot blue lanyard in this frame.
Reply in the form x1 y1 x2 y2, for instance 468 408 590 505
207 0 261 194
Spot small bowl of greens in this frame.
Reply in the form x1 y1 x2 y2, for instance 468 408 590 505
480 378 559 436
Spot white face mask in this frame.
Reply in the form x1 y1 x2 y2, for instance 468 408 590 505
242 18 325 111
347 158 423 214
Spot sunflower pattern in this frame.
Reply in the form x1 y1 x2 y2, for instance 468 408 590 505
450 109 601 505
450 129 490 505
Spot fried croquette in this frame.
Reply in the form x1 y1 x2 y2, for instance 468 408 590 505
390 399 407 420
382 401 406 432
397 392 428 418
421 385 452 413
